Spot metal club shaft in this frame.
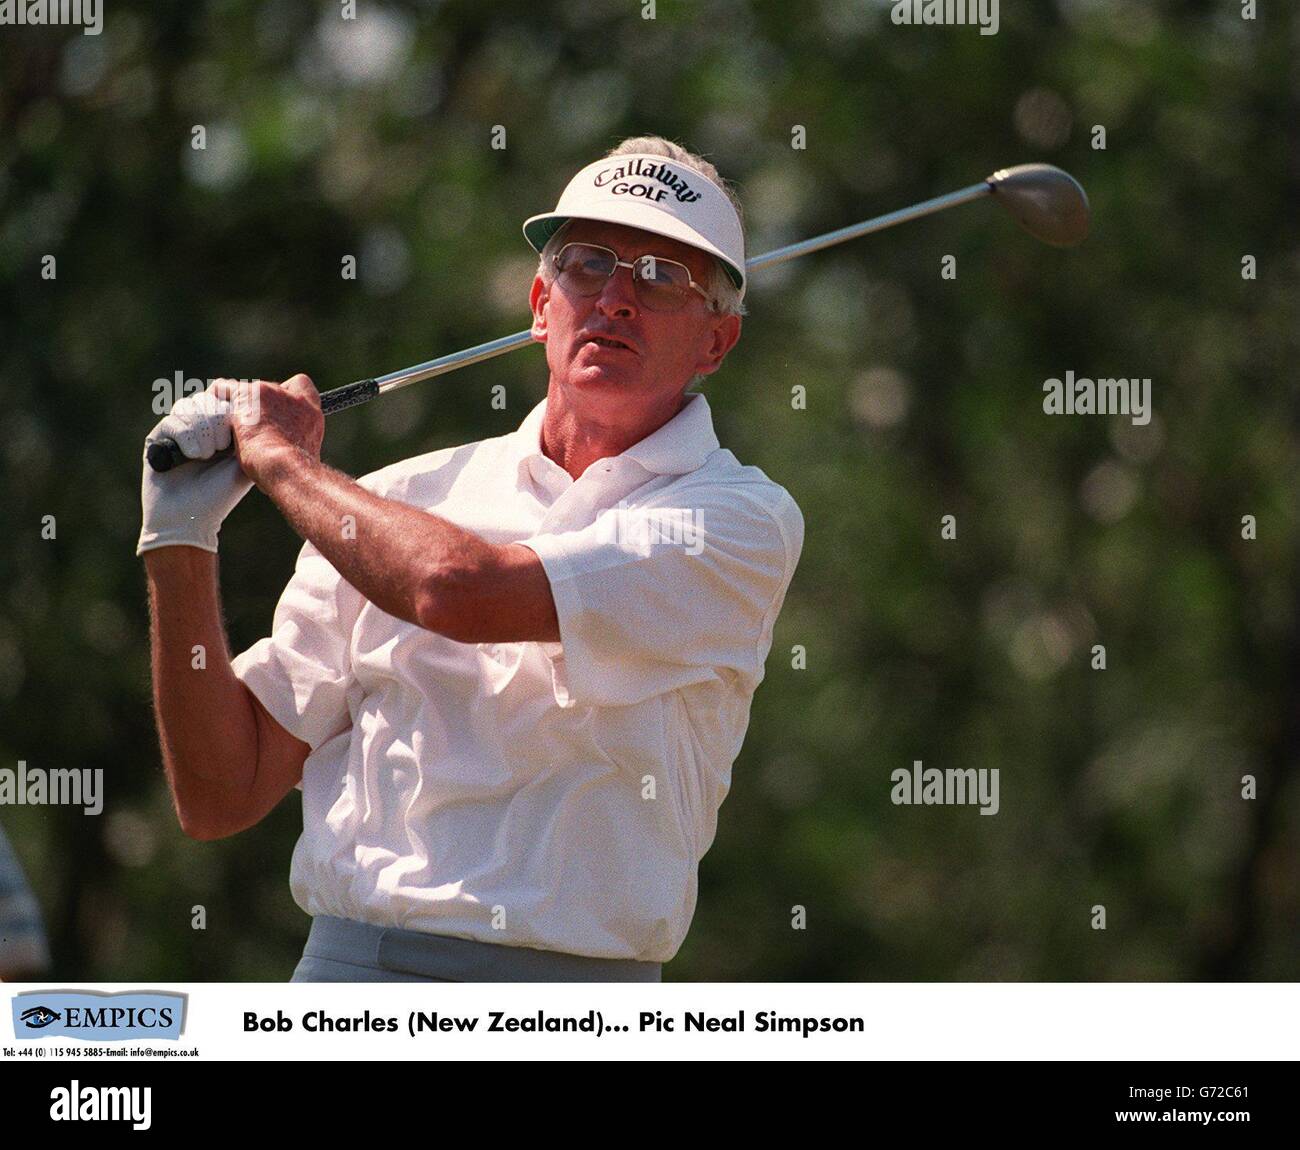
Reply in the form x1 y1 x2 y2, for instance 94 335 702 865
357 181 994 409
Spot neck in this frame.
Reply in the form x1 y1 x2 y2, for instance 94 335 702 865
541 383 689 480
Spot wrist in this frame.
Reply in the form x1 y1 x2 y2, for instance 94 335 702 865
249 439 313 491
141 544 219 575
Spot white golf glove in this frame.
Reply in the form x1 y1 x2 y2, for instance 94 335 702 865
136 385 254 556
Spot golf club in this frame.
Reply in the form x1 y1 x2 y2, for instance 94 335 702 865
147 162 1089 472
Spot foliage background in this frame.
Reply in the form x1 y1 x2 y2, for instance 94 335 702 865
0 0 1295 980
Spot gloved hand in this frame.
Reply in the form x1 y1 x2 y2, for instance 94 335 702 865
136 384 255 556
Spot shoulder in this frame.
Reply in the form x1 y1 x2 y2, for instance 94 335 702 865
672 448 804 559
607 451 806 586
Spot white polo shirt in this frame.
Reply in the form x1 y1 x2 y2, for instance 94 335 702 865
230 392 804 963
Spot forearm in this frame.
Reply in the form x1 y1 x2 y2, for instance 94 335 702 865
144 547 259 837
254 444 499 630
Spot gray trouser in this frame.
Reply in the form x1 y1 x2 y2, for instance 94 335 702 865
290 915 662 983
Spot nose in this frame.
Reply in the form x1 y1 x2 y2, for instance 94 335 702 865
594 262 638 318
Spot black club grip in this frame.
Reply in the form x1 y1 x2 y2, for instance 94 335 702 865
146 439 187 472
321 377 379 415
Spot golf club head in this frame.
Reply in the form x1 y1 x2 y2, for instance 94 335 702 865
986 163 1090 248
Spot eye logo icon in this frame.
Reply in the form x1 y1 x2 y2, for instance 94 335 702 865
19 1006 61 1030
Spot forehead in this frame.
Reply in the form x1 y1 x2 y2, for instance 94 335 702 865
560 219 710 277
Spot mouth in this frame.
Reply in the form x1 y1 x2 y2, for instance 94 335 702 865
578 333 638 354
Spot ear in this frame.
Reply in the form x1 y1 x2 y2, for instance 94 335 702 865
693 313 742 378
529 275 549 343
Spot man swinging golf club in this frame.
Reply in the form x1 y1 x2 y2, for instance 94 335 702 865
139 136 805 982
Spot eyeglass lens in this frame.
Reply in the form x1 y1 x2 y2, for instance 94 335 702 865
556 244 695 311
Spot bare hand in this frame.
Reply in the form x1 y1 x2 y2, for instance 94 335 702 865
215 373 324 486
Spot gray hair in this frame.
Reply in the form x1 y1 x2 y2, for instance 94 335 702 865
536 136 747 319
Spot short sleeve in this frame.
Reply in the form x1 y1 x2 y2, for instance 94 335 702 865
230 539 364 754
521 487 803 708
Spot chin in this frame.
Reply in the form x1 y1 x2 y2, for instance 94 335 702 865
569 366 642 390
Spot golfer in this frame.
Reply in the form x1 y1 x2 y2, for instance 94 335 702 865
139 137 803 982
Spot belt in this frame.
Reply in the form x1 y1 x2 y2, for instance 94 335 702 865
300 915 663 982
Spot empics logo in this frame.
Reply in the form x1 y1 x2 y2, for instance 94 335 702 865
50 1082 151 1132
12 991 185 1041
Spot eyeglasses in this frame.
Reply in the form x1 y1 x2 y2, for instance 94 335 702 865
552 242 714 313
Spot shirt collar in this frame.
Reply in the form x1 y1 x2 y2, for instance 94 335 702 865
513 391 720 484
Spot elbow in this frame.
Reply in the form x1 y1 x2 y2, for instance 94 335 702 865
413 584 447 637
414 562 485 644
177 805 241 843
178 814 223 842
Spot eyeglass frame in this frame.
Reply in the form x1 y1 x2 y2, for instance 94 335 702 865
550 241 718 312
